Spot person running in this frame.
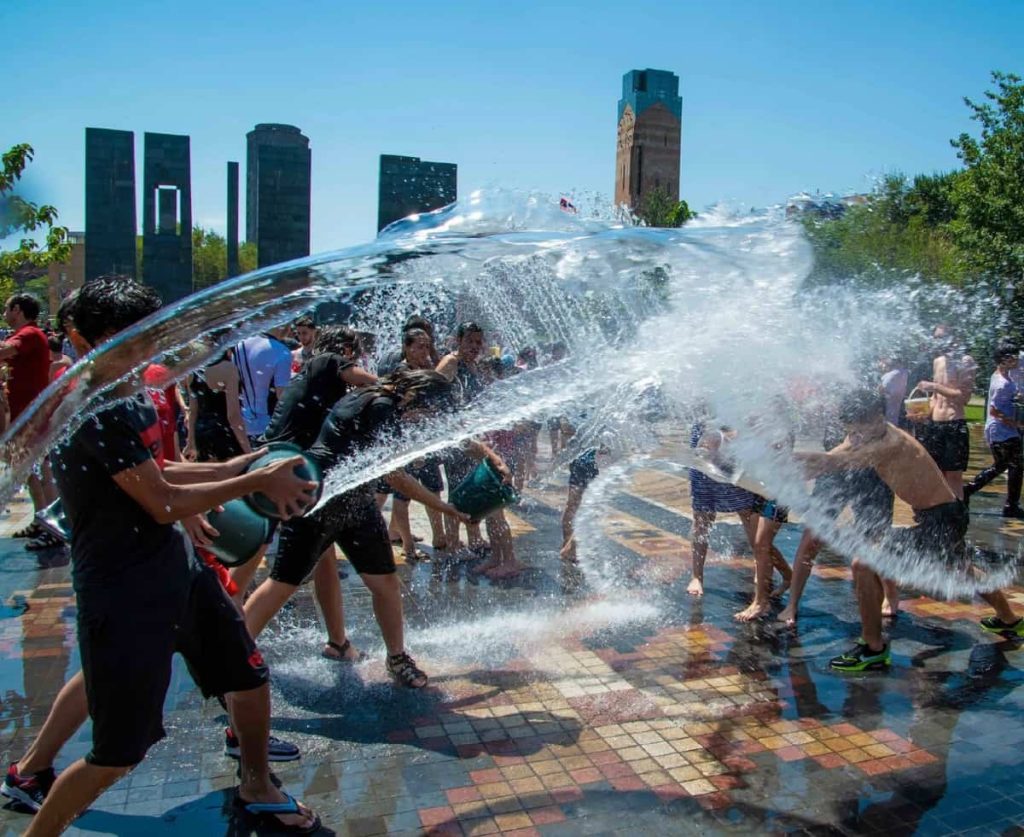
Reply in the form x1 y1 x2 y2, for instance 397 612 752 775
1 277 320 835
241 371 496 689
1 293 57 541
290 315 318 373
560 444 610 563
963 341 1024 518
184 351 251 462
796 387 1024 672
250 325 377 661
909 327 978 500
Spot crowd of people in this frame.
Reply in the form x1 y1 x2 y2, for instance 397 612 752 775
1 281 1023 833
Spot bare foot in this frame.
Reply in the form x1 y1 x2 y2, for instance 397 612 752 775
734 601 771 622
881 598 899 618
560 540 578 563
771 578 791 598
687 577 704 597
776 604 797 626
470 556 500 575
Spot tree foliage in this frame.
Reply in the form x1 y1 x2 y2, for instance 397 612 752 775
637 186 696 228
0 144 71 301
134 227 257 291
802 71 1024 293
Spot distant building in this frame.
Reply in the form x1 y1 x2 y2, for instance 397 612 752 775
227 161 240 278
142 132 193 302
85 128 137 281
377 155 457 232
47 231 85 316
614 69 682 212
246 124 311 268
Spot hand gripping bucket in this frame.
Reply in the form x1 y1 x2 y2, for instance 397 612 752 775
903 387 931 421
449 458 519 520
243 441 323 519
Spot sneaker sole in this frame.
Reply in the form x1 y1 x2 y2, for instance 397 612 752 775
980 624 1024 639
223 748 300 763
1 782 43 812
830 659 891 673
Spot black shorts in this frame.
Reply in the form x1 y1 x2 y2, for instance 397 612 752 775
394 457 444 502
78 564 268 768
751 494 789 524
271 489 395 585
882 500 968 568
569 453 599 490
914 419 970 472
813 468 894 540
195 422 243 463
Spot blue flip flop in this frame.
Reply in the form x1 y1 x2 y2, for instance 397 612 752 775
235 791 321 834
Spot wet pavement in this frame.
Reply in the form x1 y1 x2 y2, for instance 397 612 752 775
1 428 1023 836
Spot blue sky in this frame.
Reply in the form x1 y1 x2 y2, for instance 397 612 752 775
3 1 1022 251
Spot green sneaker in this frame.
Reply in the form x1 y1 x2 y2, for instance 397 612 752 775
829 641 891 672
979 616 1024 638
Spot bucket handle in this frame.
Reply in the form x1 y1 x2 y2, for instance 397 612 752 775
905 386 930 400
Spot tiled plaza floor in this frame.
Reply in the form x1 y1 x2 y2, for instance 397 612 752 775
1 429 1023 836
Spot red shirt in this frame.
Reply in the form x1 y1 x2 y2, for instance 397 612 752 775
143 364 180 461
4 324 50 420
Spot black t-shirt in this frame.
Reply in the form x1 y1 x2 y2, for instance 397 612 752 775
263 353 355 450
52 394 190 594
308 390 401 474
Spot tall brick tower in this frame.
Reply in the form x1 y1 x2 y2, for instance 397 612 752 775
614 69 682 211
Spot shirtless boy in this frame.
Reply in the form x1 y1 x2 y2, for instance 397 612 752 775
796 388 1022 672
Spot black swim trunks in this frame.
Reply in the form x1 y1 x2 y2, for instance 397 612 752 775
271 488 395 585
883 500 968 568
80 560 268 767
914 419 970 472
569 448 599 490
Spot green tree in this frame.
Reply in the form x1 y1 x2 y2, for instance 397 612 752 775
637 186 696 228
0 144 71 301
949 71 1024 281
192 227 257 291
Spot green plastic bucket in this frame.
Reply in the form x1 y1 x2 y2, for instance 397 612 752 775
450 459 519 520
205 499 271 567
244 441 323 519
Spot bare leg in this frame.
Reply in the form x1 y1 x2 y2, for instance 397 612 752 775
942 470 964 501
25 760 131 835
688 511 715 597
16 672 89 776
881 578 901 618
391 498 418 556
312 548 360 660
561 486 584 563
359 572 406 656
229 685 317 830
485 511 525 579
243 578 299 639
425 505 447 550
778 529 822 625
853 559 886 652
735 517 779 622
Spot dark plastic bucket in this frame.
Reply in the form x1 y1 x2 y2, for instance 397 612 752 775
205 499 271 567
450 459 519 520
244 441 323 519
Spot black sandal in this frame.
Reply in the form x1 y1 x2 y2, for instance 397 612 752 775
11 522 42 539
322 639 365 663
387 651 428 688
235 791 321 834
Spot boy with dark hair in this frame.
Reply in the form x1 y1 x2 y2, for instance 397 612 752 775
796 387 1024 673
291 314 318 371
3 278 321 835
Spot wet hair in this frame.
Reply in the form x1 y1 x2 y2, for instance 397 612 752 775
56 289 78 335
378 368 458 414
7 293 41 321
456 321 483 340
47 334 63 353
314 325 362 357
993 340 1019 364
403 315 434 336
63 275 162 346
402 328 432 362
838 387 886 426
294 315 316 330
